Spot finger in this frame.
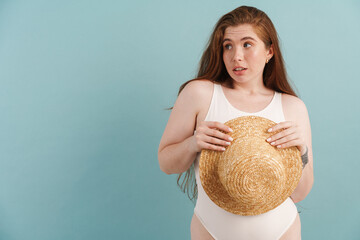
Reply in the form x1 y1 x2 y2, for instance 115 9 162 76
202 142 227 151
268 121 293 133
203 135 232 147
266 127 296 142
206 121 233 133
205 128 234 142
270 133 298 146
275 139 302 149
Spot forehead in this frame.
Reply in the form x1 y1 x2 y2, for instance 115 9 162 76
223 24 259 40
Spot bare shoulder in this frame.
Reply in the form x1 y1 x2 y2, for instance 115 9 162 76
180 79 214 114
182 79 214 101
158 79 213 153
281 93 308 121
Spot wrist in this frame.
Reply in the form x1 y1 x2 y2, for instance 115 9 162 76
298 144 307 155
188 135 200 154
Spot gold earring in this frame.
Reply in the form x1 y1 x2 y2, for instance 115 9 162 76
266 59 269 63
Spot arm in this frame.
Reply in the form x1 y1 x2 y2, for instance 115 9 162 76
158 80 208 175
289 100 314 203
268 95 314 203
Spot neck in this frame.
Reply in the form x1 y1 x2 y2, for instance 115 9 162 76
227 77 268 95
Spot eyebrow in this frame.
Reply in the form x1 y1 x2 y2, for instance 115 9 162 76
222 36 257 43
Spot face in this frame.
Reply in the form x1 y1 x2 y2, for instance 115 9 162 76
222 24 273 84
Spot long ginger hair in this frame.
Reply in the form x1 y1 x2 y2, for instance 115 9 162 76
174 6 298 204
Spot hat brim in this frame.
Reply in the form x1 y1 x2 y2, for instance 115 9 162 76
199 116 302 216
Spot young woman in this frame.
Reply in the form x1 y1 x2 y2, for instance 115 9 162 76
158 6 313 240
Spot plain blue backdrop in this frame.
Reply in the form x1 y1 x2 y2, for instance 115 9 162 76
0 0 359 239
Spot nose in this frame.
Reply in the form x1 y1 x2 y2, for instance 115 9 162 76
232 46 243 62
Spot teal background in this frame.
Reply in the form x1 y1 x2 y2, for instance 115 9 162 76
0 0 359 239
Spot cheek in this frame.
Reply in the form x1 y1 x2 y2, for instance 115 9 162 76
248 50 262 60
247 49 266 63
223 53 231 68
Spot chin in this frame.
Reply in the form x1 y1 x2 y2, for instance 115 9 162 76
230 76 249 83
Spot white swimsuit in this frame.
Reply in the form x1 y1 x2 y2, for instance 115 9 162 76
193 83 298 240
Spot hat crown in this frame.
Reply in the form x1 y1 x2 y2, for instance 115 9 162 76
217 137 286 204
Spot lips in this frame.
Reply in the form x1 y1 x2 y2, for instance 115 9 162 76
232 66 247 75
233 66 247 71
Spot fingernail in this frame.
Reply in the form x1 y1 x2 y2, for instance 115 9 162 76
225 142 231 145
268 128 272 132
229 128 233 132
271 142 275 145
266 138 271 142
277 145 281 148
222 147 226 151
228 137 233 141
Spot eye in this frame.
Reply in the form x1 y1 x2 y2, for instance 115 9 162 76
224 44 232 50
244 42 252 48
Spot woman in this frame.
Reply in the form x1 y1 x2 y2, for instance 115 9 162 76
158 6 313 240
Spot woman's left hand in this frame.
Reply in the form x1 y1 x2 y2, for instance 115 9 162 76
266 121 307 155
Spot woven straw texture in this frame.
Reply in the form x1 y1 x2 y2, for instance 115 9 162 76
199 116 302 216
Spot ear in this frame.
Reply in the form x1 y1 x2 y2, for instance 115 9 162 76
266 44 274 60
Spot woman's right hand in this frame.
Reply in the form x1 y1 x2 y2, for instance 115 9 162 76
191 121 234 152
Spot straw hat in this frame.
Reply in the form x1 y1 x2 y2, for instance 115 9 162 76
199 116 302 216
